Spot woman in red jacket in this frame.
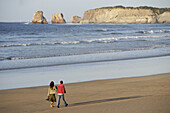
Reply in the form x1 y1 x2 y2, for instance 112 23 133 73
57 80 68 108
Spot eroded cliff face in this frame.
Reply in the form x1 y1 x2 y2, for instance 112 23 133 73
158 12 170 24
32 11 48 24
51 13 66 24
80 7 170 24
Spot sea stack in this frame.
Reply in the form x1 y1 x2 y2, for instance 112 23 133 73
32 11 48 24
51 13 66 24
72 16 82 23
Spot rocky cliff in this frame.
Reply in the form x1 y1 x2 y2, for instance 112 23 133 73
80 6 170 24
72 16 82 23
32 11 48 24
51 13 66 24
157 12 170 24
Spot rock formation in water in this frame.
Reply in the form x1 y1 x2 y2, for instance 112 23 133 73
51 13 66 24
72 16 82 23
32 11 48 24
80 6 170 24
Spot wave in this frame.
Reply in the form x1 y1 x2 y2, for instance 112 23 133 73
95 29 109 32
81 37 118 43
130 44 170 51
3 44 170 61
6 50 123 61
0 58 4 61
92 28 116 32
24 22 30 25
1 35 170 47
136 29 170 34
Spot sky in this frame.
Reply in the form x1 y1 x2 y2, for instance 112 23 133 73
0 0 170 22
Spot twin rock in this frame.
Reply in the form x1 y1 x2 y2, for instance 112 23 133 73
32 11 81 24
32 11 66 24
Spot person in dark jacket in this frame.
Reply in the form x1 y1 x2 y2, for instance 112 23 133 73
57 80 68 108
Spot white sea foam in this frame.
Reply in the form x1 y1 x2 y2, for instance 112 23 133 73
60 41 80 45
96 29 108 32
1 34 170 47
0 58 4 61
137 29 170 34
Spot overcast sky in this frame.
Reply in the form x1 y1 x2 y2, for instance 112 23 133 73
0 0 170 22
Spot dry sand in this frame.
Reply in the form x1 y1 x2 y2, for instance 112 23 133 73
0 73 170 113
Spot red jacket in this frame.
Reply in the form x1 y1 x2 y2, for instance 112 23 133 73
57 84 66 94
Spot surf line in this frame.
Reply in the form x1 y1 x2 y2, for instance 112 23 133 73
0 54 170 71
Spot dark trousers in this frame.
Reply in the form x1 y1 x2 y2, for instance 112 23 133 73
57 95 67 106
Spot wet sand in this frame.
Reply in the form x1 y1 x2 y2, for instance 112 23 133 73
0 73 170 113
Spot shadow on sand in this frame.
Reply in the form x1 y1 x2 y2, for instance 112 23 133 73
69 96 143 107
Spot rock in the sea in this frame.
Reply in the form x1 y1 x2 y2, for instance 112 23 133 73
157 12 170 24
80 6 170 24
72 16 82 23
51 13 66 24
32 11 48 24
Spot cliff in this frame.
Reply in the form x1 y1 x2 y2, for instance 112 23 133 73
51 13 66 24
80 6 170 24
157 12 170 24
32 11 48 24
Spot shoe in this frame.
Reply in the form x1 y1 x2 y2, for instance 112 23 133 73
57 106 59 108
65 104 68 107
50 103 54 108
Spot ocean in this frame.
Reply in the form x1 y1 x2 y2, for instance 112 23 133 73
0 23 170 70
0 22 170 89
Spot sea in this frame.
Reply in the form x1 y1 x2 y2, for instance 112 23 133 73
0 22 170 89
0 22 170 70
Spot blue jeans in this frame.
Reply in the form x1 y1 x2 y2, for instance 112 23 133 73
57 95 67 106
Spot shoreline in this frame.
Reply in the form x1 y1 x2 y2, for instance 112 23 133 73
0 50 170 71
0 72 169 91
0 55 170 90
0 73 170 113
0 71 169 91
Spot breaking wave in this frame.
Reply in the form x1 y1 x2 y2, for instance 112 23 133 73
95 29 109 32
3 44 170 61
1 35 169 48
6 50 123 61
0 58 4 61
137 30 170 34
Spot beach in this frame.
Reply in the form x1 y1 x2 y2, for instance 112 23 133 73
0 55 170 90
0 1 170 112
0 54 170 113
0 73 170 113
0 23 170 113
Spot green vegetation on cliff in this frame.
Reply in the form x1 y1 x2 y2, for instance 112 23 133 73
98 6 170 14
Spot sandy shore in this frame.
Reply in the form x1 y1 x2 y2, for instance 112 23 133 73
0 73 170 113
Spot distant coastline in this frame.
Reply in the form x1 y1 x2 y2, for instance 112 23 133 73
30 5 170 24
79 6 170 24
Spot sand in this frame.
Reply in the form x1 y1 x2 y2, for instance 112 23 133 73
0 73 170 113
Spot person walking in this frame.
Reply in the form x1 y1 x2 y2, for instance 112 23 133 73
57 80 68 108
47 81 57 108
